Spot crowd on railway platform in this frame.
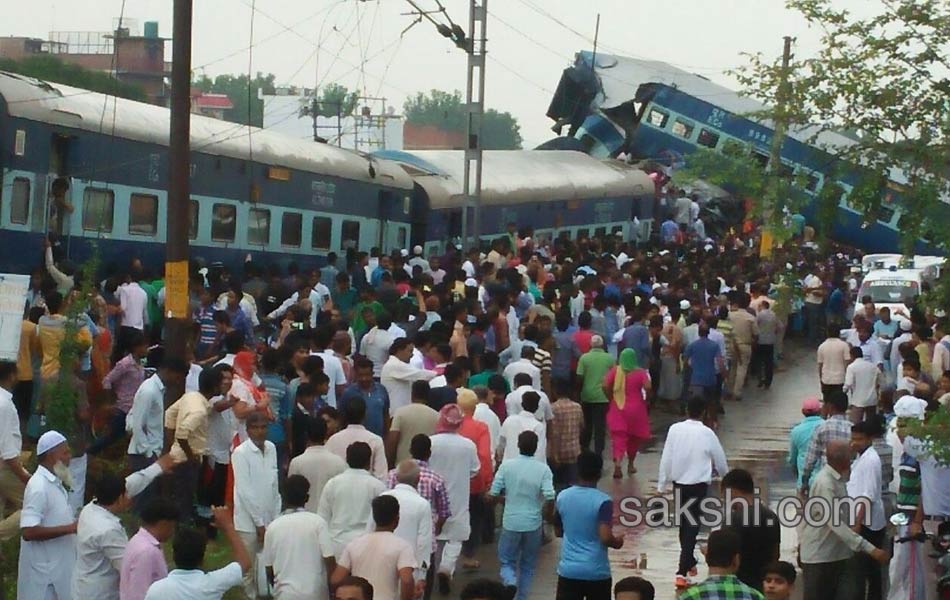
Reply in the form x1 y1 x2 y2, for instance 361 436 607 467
0 186 948 600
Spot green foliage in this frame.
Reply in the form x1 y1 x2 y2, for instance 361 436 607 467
403 89 523 150
733 0 950 254
0 55 147 102
905 406 950 467
313 83 359 118
193 72 277 127
43 250 99 441
671 144 809 244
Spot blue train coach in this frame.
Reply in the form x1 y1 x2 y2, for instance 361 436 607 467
0 71 415 274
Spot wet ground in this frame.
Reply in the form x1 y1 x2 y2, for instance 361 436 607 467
454 341 815 600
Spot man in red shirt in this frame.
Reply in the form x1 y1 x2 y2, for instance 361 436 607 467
457 389 493 569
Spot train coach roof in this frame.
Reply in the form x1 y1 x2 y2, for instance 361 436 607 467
0 72 412 190
375 149 654 209
576 51 860 153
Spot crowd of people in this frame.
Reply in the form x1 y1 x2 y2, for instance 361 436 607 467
0 199 947 600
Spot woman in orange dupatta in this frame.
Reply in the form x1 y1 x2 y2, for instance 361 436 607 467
224 350 272 504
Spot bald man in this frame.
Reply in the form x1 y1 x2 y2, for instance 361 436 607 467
800 439 888 600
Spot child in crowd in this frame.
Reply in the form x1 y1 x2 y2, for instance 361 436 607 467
762 561 796 600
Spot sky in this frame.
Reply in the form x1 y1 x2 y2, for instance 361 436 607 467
3 0 862 148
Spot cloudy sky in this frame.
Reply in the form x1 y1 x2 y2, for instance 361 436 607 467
4 0 858 148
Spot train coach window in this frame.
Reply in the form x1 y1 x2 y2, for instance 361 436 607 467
697 128 720 148
211 203 236 242
312 216 332 250
577 228 590 240
646 108 669 128
805 173 822 193
248 208 271 245
876 204 896 225
341 220 360 250
594 227 607 238
129 194 158 236
189 200 199 240
281 212 302 247
10 177 30 224
671 119 695 139
82 188 114 232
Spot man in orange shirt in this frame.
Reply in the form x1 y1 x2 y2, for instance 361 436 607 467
456 389 493 569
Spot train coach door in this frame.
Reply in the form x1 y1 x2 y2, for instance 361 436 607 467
46 134 73 254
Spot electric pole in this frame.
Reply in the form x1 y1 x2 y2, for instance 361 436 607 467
461 0 487 250
164 0 193 390
762 35 793 257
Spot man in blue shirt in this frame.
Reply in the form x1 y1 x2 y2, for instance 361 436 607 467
489 431 556 600
660 217 680 244
619 309 651 367
320 252 340 289
339 358 390 437
787 397 823 488
554 451 624 599
259 348 291 469
683 324 724 412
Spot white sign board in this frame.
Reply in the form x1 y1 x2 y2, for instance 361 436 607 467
0 274 30 362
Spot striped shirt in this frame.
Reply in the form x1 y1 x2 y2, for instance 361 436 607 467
102 353 144 413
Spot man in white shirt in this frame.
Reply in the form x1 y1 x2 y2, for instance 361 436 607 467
18 431 79 600
472 386 502 459
71 460 172 600
889 320 914 384
262 475 336 600
380 460 434 583
231 412 281 599
325 396 388 478
502 347 542 391
656 397 729 582
844 346 881 423
0 363 30 541
847 420 886 600
318 441 386 559
288 417 346 512
331 495 417 600
504 373 553 423
144 506 252 600
428 405 480 594
817 325 852 399
381 338 438 414
802 269 825 344
126 359 189 511
498 390 548 464
312 329 347 407
931 318 950 382
360 314 397 379
854 328 884 370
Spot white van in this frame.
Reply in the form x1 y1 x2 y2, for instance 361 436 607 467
857 268 929 317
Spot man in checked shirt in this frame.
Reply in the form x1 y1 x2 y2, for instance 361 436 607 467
386 434 451 599
799 390 852 496
549 379 584 492
89 330 148 455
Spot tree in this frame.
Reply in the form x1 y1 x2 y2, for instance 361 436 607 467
404 89 523 150
733 0 950 256
313 83 359 118
672 142 810 245
193 72 276 127
0 55 147 102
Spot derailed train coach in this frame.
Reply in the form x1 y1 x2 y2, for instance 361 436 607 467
375 149 657 255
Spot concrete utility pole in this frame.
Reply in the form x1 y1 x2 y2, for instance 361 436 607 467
164 0 193 381
461 0 486 250
761 35 793 257
768 36 794 175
